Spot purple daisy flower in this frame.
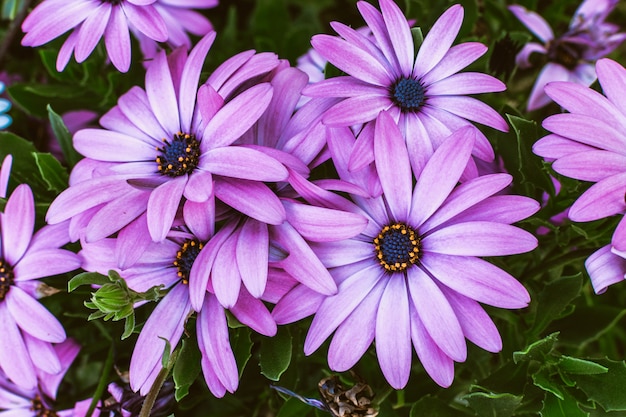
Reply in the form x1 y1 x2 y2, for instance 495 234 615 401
273 111 538 389
509 0 626 111
47 32 287 244
0 182 81 389
533 58 626 289
22 0 168 72
80 222 277 397
304 0 508 176
0 339 80 417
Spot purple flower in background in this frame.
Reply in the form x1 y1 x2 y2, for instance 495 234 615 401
47 32 286 244
273 112 538 389
509 0 626 111
533 58 626 291
0 339 80 417
304 0 508 176
0 180 81 389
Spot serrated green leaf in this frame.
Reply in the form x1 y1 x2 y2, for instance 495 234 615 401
558 357 608 375
513 332 559 364
173 337 202 401
463 391 523 417
540 391 589 417
68 272 111 292
533 368 566 400
32 152 68 193
572 359 626 411
47 105 81 167
260 327 292 381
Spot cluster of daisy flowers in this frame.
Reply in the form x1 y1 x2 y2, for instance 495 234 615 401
1 0 626 415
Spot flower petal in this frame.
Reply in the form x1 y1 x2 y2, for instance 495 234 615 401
236 218 268 299
2 184 34 265
13 249 81 281
147 175 187 242
201 146 288 182
508 5 554 43
214 178 285 225
212 230 242 309
569 173 626 222
6 287 66 342
0 304 36 390
145 51 180 135
585 245 626 294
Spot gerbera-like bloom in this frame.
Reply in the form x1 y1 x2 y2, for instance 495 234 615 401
21 0 217 72
273 112 539 388
0 180 81 389
304 0 508 176
0 339 80 417
0 82 11 130
47 32 286 244
80 222 277 397
533 58 626 290
509 0 626 111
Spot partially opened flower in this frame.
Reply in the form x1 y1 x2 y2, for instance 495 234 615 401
533 58 626 291
273 112 538 388
21 0 218 72
509 0 626 110
0 339 80 417
47 32 286 244
304 0 508 175
0 183 81 389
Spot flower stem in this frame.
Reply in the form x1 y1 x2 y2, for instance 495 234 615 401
86 343 115 417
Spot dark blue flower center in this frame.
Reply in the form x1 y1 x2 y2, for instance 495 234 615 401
0 259 14 301
31 395 58 417
374 223 420 272
156 132 200 177
391 78 426 112
174 239 204 285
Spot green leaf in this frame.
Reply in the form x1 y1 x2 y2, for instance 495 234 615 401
533 368 566 400
68 272 112 292
411 27 424 52
121 313 135 340
33 152 68 193
173 337 202 401
47 105 81 167
463 391 523 417
259 327 292 381
558 357 608 375
540 391 589 417
276 397 316 417
160 337 173 369
231 328 252 378
530 274 583 336
410 395 465 417
572 359 626 411
513 332 559 364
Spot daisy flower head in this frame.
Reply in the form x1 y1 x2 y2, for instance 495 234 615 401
509 0 626 111
273 111 539 389
304 0 508 176
80 223 277 398
46 32 286 244
21 0 217 72
533 58 626 291
0 180 81 389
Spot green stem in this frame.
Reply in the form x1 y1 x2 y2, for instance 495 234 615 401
138 347 180 417
86 343 115 417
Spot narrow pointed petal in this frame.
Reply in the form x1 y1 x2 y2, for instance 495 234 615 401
421 253 530 308
409 127 474 227
323 95 391 127
13 249 81 281
6 287 66 342
183 198 214 243
184 171 213 203
2 184 34 265
528 63 570 111
420 42 487 86
145 51 180 135
73 129 156 161
379 0 413 76
409 304 455 388
24 333 61 375
212 231 242 309
427 72 506 95
407 267 466 362
236 218 268 298
569 173 626 221
75 3 111 63
272 284 324 325
229 289 277 336
413 4 464 77
0 304 36 390
201 146 288 182
586 245 626 294
214 178 285 225
147 176 187 242
121 3 167 41
596 58 626 116
543 113 626 154
427 96 509 131
283 200 367 243
376 277 411 389
508 5 554 43
304 264 383 355
552 150 626 182
104 6 131 72
374 111 412 222
424 222 538 256
328 278 385 371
